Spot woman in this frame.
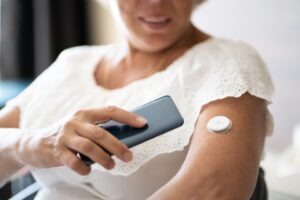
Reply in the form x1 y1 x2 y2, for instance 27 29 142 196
0 0 274 199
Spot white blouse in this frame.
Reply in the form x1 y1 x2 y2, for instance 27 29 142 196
6 38 274 200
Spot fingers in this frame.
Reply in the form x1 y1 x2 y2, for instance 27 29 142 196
75 122 133 162
74 106 147 127
65 135 116 170
59 105 144 173
60 149 91 176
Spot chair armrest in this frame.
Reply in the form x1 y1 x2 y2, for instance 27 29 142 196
10 182 41 200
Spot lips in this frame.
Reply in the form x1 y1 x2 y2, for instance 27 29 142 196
139 15 172 31
140 16 171 24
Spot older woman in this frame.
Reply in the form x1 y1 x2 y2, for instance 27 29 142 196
0 0 273 199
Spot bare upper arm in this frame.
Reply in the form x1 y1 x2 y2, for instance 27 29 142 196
0 106 20 128
191 92 267 158
175 92 268 198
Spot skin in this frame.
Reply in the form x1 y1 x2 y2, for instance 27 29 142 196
148 93 267 199
0 106 147 184
0 0 268 199
118 0 196 52
95 0 210 89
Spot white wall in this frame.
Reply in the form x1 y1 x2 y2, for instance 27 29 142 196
192 0 300 151
87 0 122 45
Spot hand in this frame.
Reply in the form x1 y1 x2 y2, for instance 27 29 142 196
16 106 147 175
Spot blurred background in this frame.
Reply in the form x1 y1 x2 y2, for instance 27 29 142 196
0 0 300 199
192 1 300 198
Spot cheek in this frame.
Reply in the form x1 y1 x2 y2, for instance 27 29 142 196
118 1 139 32
175 3 194 23
117 0 194 50
118 1 134 21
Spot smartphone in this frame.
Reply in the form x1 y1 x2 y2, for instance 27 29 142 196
79 95 184 165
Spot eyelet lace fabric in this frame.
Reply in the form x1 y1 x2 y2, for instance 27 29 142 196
6 38 274 177
91 39 275 176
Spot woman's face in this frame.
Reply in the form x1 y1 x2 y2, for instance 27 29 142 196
117 0 196 52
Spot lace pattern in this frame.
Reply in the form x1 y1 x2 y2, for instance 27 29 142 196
6 38 274 177
91 40 275 176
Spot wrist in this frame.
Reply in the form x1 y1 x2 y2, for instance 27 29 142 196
13 130 31 167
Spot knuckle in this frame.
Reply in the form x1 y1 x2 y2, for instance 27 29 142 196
104 105 116 113
90 126 99 137
74 109 87 117
79 141 94 153
56 133 67 146
66 156 80 169
63 120 76 130
92 127 106 139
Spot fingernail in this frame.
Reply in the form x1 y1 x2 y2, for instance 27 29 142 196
136 116 147 124
123 152 132 162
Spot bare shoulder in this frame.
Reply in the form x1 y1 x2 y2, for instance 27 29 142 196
194 92 267 136
0 106 20 128
200 92 267 119
190 92 268 161
172 94 268 199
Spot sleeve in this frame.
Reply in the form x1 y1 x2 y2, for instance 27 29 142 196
185 40 275 135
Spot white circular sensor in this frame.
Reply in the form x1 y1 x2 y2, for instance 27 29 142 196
207 116 232 133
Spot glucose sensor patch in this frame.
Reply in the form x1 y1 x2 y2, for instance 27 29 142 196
207 116 232 133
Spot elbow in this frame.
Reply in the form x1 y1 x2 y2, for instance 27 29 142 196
191 183 252 200
178 167 257 200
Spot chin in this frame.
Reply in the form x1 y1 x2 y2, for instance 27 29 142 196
132 36 179 53
140 43 172 53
